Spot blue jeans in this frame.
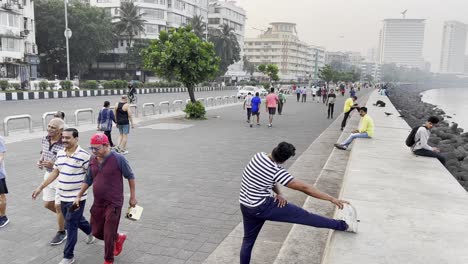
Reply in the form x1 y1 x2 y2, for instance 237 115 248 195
341 132 369 147
240 197 347 264
61 200 92 259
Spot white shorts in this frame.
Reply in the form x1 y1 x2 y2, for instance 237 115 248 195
43 171 60 205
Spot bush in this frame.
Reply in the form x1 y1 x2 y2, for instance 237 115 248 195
39 80 48 90
184 101 206 119
11 83 20 90
48 82 55 89
60 80 72 90
84 80 98 89
111 79 127 89
0 80 9 91
102 81 114 89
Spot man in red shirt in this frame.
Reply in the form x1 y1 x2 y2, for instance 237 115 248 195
74 134 137 264
265 88 279 128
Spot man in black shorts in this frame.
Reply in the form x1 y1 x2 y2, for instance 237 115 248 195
0 136 9 228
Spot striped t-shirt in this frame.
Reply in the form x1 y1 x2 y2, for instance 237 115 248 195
54 146 90 202
239 152 294 207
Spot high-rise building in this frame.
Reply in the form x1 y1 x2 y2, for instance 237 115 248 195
440 20 467 73
378 19 426 69
208 0 246 77
0 0 39 81
244 22 325 81
360 62 381 82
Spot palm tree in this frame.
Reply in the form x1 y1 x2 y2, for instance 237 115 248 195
113 2 146 49
209 24 240 76
189 15 206 40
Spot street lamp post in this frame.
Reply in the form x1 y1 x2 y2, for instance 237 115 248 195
64 0 71 81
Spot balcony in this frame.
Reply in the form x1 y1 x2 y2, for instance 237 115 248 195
20 30 30 38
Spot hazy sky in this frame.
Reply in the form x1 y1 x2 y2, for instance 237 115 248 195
235 0 468 71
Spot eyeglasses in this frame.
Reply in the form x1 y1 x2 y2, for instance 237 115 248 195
89 145 104 152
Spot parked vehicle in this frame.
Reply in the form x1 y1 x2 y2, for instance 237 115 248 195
237 86 257 98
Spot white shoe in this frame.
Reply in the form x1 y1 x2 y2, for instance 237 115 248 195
86 234 96 244
340 204 358 233
59 258 75 264
122 150 129 155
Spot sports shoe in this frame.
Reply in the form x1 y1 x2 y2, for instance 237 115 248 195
58 258 75 264
340 204 358 233
268 124 272 128
50 231 67 246
104 261 113 264
121 150 129 155
113 233 127 256
256 123 261 126
86 234 96 244
249 124 253 128
0 215 9 228
334 144 347 150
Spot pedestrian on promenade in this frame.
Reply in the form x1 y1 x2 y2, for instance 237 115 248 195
321 86 327 103
296 86 301 102
309 86 316 103
301 86 308 102
335 107 374 150
412 116 446 165
278 90 286 115
97 101 116 147
326 89 337 119
37 118 67 245
74 133 137 264
265 88 279 128
350 87 356 98
114 95 134 155
316 86 322 103
54 111 65 120
339 83 345 96
340 96 359 131
251 92 261 126
32 128 95 264
239 142 357 264
243 92 253 127
0 136 9 228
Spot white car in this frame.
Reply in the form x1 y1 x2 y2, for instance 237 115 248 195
237 86 257 98
256 87 268 96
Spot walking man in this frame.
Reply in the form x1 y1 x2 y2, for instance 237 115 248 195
251 92 262 126
243 92 253 127
340 96 359 131
114 95 134 154
335 107 374 150
278 90 286 115
98 101 116 147
74 133 137 264
265 88 279 128
239 142 357 264
38 118 67 245
32 128 95 264
412 116 446 165
326 89 337 119
296 86 301 102
0 136 8 228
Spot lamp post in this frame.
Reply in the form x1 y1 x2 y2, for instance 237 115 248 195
205 0 209 41
64 0 72 81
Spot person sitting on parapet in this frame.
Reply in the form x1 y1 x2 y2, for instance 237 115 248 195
412 116 446 166
334 107 374 150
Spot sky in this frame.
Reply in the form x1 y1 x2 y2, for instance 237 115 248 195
234 0 468 72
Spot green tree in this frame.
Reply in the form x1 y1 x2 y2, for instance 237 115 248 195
113 2 146 49
189 15 206 39
209 24 241 76
318 64 335 83
35 0 115 78
142 26 220 117
257 64 279 82
243 56 256 76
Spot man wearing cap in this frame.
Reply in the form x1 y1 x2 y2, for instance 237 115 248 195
74 133 137 264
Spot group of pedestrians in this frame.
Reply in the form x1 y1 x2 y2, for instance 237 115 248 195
243 88 286 128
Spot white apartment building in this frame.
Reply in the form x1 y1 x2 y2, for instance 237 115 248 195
440 20 467 73
360 61 381 82
208 0 245 77
0 0 38 81
378 19 426 69
244 22 324 81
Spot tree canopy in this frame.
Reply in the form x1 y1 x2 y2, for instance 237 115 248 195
258 64 279 82
113 2 147 47
209 24 241 76
189 15 206 40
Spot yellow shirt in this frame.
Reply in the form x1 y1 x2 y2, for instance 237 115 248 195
359 114 374 137
343 98 354 112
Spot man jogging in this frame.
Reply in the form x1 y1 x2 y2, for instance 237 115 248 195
243 92 253 127
335 107 374 150
0 136 8 228
412 116 446 165
251 92 262 126
74 133 137 264
340 96 359 131
239 142 357 264
265 88 279 128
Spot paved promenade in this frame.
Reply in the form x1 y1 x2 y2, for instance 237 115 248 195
323 91 468 264
0 90 366 263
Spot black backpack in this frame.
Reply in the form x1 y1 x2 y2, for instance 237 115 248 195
405 126 423 147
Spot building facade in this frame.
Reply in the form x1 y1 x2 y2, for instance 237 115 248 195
244 22 324 81
440 20 467 73
208 0 245 78
0 0 39 83
378 19 426 69
360 61 381 82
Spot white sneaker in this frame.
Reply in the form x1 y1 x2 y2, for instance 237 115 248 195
86 234 96 244
340 204 358 233
58 258 75 264
122 150 129 155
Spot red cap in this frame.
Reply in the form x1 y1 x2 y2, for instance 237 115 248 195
90 133 109 145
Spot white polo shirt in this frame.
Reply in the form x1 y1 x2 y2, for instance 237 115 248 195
54 146 90 202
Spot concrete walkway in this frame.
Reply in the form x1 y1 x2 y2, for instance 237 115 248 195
322 91 468 264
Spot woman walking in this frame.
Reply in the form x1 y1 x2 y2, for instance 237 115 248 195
97 101 116 147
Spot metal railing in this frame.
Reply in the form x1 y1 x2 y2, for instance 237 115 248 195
42 112 58 131
223 96 230 104
215 96 223 105
142 103 156 116
159 101 170 114
231 95 238 103
173 100 184 112
129 104 138 118
74 108 94 126
3 114 33 136
206 97 214 107
185 99 191 104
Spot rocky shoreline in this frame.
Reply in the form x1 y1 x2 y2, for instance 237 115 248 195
387 83 468 191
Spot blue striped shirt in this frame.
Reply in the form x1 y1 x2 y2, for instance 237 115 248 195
239 152 294 207
54 146 90 202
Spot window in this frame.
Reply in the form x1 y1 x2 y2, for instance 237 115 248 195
146 24 159 34
142 9 165 19
114 8 119 15
208 18 219 24
1 38 20 52
120 40 124 47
